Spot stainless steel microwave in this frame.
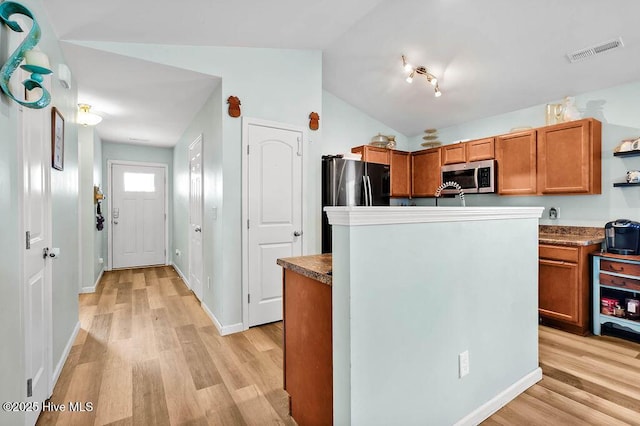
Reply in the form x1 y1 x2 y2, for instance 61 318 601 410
441 159 496 194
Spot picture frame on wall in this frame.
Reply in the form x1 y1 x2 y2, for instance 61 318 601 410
51 107 64 171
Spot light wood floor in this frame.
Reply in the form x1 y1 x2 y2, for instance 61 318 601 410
38 266 640 425
37 266 294 426
484 326 640 425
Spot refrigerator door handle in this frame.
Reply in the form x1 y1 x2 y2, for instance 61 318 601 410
366 176 373 206
362 176 369 206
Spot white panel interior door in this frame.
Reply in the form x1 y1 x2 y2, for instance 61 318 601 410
248 123 303 326
21 103 52 425
111 164 166 269
189 136 204 301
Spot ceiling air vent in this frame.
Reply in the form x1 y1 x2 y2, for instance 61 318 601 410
567 37 624 63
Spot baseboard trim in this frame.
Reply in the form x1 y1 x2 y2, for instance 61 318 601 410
51 321 80 395
201 302 244 336
172 262 189 288
454 367 542 426
80 268 104 294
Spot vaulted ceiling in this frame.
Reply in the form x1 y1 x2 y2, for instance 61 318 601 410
42 0 640 147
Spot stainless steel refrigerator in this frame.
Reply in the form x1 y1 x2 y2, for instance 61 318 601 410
321 156 390 253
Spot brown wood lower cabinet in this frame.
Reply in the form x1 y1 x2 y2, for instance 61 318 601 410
283 269 332 426
538 243 600 335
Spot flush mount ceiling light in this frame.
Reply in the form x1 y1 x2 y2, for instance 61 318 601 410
77 104 102 126
402 55 441 97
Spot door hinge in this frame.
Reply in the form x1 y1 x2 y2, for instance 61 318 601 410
25 231 30 250
297 137 302 156
247 145 250 155
247 219 250 229
27 378 32 397
248 294 250 304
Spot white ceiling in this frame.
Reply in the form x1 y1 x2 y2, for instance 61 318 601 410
42 0 640 146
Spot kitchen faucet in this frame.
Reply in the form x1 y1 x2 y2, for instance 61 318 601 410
434 181 466 207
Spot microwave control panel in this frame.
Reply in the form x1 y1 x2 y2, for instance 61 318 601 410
478 167 491 188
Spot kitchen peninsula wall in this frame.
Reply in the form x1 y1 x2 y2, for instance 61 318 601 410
410 80 640 226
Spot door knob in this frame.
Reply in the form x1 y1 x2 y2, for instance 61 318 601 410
195 226 202 232
113 221 119 225
293 231 302 237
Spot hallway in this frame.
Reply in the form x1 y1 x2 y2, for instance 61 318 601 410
37 266 293 425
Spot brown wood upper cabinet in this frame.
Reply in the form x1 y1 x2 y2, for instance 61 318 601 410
411 147 442 197
466 137 495 162
537 118 601 195
351 145 389 165
496 130 537 195
442 137 496 165
390 150 411 197
442 144 467 165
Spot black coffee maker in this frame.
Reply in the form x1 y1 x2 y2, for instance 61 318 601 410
605 219 640 255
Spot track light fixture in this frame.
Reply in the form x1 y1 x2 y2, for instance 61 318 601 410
402 55 441 97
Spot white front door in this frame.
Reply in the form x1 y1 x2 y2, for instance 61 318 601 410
21 103 52 425
247 122 303 327
189 136 204 301
111 163 166 269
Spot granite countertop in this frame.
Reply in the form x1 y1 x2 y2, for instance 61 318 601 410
539 225 604 247
277 254 332 286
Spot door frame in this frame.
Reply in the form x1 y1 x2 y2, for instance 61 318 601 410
106 160 169 271
241 117 306 330
188 134 203 294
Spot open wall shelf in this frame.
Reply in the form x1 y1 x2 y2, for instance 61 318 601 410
614 150 640 158
614 182 640 187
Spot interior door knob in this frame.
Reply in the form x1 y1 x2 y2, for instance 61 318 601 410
195 226 202 232
293 231 302 237
113 220 118 225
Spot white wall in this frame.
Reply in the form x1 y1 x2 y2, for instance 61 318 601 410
409 81 640 226
0 0 80 423
172 85 224 320
322 90 408 154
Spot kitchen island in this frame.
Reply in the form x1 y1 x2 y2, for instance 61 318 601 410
328 206 543 425
279 206 544 425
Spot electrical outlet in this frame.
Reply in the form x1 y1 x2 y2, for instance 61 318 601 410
549 207 560 220
459 350 470 378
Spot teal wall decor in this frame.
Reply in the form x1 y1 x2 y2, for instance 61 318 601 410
0 1 51 109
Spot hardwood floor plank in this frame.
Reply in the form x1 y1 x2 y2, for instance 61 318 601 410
133 288 151 315
151 307 180 352
196 383 247 426
164 295 192 327
132 358 171 426
55 361 104 426
115 285 132 305
102 417 133 426
111 303 132 341
538 375 640 425
146 280 164 310
156 268 168 278
525 381 627 425
78 313 113 364
132 272 146 290
244 327 278 353
181 296 213 328
103 338 133 372
224 333 258 364
257 322 283 350
143 268 157 283
118 269 133 283
199 326 251 391
94 365 133 425
158 347 205 424
176 324 223 390
131 313 156 362
170 276 192 296
232 384 285 426
159 277 179 297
